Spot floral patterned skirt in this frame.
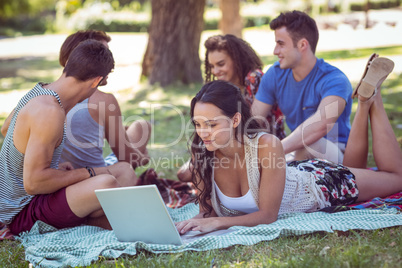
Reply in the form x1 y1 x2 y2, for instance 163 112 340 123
288 158 359 206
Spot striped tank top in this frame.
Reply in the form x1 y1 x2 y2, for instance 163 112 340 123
0 83 66 224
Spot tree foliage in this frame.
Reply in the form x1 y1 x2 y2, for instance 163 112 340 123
0 0 30 18
0 0 56 18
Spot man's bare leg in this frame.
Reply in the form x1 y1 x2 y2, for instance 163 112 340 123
86 214 111 230
65 174 119 230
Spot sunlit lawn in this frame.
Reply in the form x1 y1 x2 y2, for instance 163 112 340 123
0 43 401 267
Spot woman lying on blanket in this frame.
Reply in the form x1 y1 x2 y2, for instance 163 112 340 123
177 34 286 182
175 54 402 234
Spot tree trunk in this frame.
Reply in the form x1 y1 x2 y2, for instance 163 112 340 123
219 0 242 38
364 0 370 29
142 0 205 86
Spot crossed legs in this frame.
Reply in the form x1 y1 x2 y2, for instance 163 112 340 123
345 90 402 202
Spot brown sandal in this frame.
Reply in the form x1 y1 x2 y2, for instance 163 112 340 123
352 53 394 99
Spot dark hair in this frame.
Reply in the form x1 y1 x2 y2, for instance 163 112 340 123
190 80 261 216
59 30 111 67
63 39 114 82
270 10 319 54
204 34 263 86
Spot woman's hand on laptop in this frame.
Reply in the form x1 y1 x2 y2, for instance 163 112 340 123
175 217 220 234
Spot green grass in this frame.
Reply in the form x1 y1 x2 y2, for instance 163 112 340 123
0 44 402 267
0 56 61 94
1 227 401 267
93 227 401 267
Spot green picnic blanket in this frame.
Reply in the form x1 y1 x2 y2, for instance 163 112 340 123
17 203 402 268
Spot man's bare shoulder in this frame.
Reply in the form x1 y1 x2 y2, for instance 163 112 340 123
12 95 65 153
20 95 65 122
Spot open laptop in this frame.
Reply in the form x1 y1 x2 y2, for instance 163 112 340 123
95 185 233 245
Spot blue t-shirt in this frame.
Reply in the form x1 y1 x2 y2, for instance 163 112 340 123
256 59 352 144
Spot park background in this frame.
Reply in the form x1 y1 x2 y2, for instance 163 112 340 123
0 0 401 267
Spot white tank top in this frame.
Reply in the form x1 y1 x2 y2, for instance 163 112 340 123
210 132 331 217
214 181 258 214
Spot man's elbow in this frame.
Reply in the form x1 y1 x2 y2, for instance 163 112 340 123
23 176 43 195
24 181 38 195
321 119 340 137
318 123 331 137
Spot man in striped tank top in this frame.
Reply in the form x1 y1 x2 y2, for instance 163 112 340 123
0 40 134 235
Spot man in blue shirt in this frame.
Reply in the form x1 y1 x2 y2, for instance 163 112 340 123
252 10 352 163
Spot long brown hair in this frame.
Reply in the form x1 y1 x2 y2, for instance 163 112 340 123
190 80 261 216
204 34 262 86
